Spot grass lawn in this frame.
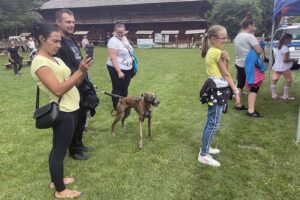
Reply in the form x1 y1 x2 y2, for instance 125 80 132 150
0 44 300 200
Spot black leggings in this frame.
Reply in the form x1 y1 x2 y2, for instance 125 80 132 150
49 110 78 192
107 65 132 110
69 107 88 155
236 65 260 93
11 58 23 75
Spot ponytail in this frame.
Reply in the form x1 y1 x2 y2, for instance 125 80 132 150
240 12 255 29
201 35 209 58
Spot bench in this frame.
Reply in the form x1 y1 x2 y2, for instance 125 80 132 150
2 59 32 70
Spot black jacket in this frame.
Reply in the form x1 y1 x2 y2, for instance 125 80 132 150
55 36 99 115
199 78 232 106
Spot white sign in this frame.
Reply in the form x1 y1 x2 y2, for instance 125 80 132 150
137 39 153 48
154 33 169 43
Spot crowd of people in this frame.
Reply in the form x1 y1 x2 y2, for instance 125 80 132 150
197 12 295 167
10 7 292 198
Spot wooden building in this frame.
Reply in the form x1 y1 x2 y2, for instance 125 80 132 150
37 0 211 47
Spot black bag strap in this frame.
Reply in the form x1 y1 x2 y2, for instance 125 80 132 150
35 86 62 109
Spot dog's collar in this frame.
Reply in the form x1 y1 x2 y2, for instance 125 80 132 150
143 109 152 118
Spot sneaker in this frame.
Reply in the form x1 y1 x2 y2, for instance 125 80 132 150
246 111 263 118
198 155 220 167
209 147 220 155
234 105 248 111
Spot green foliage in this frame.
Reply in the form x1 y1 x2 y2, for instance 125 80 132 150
206 0 273 38
0 46 300 199
0 0 45 39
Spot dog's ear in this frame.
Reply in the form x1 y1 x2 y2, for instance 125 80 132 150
141 93 144 97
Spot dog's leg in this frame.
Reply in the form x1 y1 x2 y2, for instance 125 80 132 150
121 108 131 128
138 121 143 149
148 116 152 142
111 113 123 136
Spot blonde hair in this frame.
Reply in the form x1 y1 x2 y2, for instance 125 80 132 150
201 25 226 58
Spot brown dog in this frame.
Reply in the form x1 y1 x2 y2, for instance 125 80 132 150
111 92 160 148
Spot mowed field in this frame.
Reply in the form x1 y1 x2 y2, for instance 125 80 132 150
0 44 299 200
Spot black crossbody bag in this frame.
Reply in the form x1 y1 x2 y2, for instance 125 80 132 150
33 86 62 129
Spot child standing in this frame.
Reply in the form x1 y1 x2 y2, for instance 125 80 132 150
198 25 240 167
271 33 294 100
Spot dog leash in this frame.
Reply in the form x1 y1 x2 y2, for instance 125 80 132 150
95 88 124 98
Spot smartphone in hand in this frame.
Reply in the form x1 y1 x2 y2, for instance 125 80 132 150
86 50 93 60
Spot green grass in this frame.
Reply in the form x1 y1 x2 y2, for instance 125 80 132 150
0 44 300 200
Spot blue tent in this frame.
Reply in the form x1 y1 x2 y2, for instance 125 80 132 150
268 0 300 72
271 0 300 141
273 0 300 20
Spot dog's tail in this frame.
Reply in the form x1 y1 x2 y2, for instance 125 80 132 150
111 109 117 116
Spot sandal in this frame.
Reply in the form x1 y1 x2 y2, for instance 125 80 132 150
234 105 248 111
50 177 75 189
272 95 281 100
282 96 295 100
246 111 263 118
55 189 81 199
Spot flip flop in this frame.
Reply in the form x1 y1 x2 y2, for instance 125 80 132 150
272 95 281 99
49 177 75 189
55 189 81 199
282 96 295 100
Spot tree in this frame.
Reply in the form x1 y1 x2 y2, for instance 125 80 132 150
0 0 46 39
205 0 273 39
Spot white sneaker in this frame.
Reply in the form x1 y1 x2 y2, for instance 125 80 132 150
198 155 220 167
209 147 220 155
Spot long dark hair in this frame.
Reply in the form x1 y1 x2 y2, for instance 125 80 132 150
201 25 226 58
278 33 292 50
31 23 58 45
240 12 255 29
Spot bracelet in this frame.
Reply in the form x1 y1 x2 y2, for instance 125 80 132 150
234 89 239 94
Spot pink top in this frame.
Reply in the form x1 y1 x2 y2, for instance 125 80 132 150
245 67 265 89
81 38 90 48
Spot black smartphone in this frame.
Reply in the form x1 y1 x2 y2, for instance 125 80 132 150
86 50 93 60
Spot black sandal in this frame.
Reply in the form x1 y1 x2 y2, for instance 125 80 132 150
246 111 263 118
234 105 248 111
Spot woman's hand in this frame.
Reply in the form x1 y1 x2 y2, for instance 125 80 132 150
79 57 93 73
221 50 230 61
118 71 125 79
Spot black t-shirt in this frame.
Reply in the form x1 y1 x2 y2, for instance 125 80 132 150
8 47 20 60
64 38 82 66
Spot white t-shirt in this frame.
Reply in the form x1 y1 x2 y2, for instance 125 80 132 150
272 45 293 72
234 32 259 68
107 36 133 70
27 40 35 49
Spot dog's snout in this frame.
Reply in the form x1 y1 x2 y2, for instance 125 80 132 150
153 99 160 106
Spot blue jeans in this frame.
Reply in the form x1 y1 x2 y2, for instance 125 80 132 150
200 104 224 156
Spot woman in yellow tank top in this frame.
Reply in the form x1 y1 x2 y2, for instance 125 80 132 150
31 23 92 199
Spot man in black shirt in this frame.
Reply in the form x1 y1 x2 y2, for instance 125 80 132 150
55 9 98 160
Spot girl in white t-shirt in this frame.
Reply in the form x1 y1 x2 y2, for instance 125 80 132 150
271 33 294 100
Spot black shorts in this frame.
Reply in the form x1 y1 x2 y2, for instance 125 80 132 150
235 64 260 93
236 65 246 89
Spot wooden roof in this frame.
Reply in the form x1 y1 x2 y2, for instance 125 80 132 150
40 0 205 10
73 15 206 25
